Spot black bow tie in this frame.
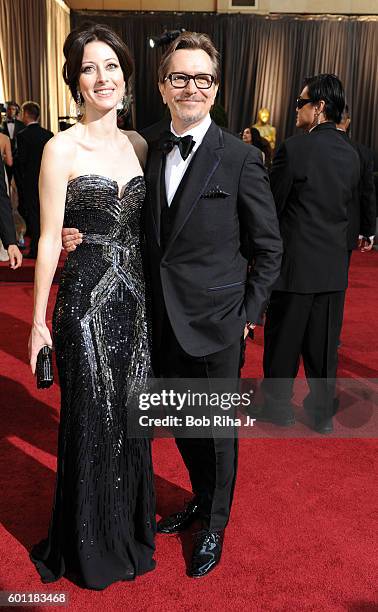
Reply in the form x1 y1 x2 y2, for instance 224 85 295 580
159 131 195 160
7 119 15 124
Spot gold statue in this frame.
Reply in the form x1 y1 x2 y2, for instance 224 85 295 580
253 108 276 150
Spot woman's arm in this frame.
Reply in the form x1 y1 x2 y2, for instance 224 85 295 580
29 135 72 373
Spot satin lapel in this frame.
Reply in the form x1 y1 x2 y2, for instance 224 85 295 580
164 122 223 256
145 143 164 246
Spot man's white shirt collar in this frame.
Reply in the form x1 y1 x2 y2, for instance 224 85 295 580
165 114 212 206
170 114 212 149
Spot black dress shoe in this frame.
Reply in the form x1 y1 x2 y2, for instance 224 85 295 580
314 418 333 434
188 529 224 578
303 397 335 434
306 413 334 434
157 498 202 534
248 405 296 427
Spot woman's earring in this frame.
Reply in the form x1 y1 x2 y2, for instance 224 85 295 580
122 92 130 114
116 90 130 114
76 92 83 117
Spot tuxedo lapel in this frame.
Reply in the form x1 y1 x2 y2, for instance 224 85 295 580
146 142 164 245
164 122 224 256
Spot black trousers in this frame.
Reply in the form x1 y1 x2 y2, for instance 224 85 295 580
159 315 240 531
337 251 353 343
263 290 345 417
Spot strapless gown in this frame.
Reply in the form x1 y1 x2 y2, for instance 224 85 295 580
31 174 156 590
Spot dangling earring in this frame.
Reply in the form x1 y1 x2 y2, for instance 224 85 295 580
121 91 131 115
116 88 130 114
123 93 130 114
76 92 83 117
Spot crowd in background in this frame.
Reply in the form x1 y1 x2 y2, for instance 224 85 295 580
0 100 53 260
0 94 377 265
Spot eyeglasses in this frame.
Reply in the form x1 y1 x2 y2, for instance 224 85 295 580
164 73 215 89
296 97 314 109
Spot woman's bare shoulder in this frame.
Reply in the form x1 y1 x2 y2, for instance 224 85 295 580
44 127 79 158
122 130 147 149
41 128 81 181
121 130 148 167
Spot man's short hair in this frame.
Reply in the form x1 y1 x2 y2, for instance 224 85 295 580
303 74 345 124
158 31 220 84
5 101 20 113
340 103 350 124
21 101 40 121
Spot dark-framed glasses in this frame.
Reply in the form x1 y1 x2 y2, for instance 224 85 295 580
296 97 314 109
165 73 215 89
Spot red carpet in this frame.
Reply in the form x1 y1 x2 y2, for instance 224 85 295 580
0 251 377 611
0 245 66 283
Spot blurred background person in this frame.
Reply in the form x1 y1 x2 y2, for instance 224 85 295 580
0 129 12 201
336 105 376 260
16 101 53 259
0 130 13 260
0 129 13 177
0 101 23 185
253 74 360 434
0 155 22 268
0 102 27 247
0 101 26 219
242 126 272 170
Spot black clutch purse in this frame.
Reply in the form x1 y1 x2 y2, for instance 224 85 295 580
36 346 54 389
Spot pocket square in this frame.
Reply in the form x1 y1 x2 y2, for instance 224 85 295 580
201 185 231 199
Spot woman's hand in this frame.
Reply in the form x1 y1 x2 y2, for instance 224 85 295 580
7 244 22 269
29 323 53 375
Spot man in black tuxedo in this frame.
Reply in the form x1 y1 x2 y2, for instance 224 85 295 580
255 74 360 434
16 101 53 258
0 101 24 181
142 32 282 576
336 105 376 258
0 101 25 217
0 160 22 269
0 101 24 142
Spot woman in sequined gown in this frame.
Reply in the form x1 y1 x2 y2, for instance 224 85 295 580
28 24 156 590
